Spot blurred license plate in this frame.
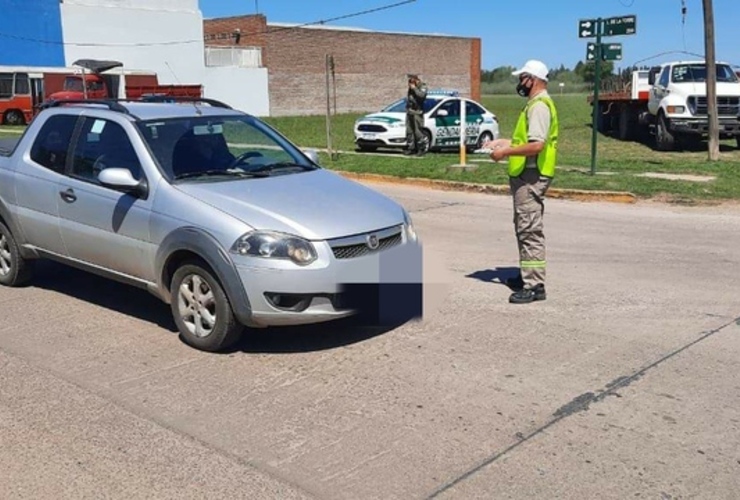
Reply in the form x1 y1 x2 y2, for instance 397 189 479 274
361 133 377 140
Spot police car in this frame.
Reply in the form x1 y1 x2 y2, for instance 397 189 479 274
353 90 500 153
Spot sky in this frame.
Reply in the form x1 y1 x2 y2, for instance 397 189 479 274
198 0 740 72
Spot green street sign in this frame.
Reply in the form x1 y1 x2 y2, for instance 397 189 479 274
578 18 598 38
601 43 623 61
586 43 623 62
603 15 636 36
586 43 598 61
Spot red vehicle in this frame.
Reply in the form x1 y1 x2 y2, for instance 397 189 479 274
0 59 202 125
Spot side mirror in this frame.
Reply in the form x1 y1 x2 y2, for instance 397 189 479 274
302 148 320 164
436 109 448 117
648 67 660 86
98 168 147 197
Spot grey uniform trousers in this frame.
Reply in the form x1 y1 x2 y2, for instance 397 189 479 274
406 112 425 151
509 167 552 289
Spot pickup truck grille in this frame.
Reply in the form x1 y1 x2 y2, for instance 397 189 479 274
687 95 740 117
328 226 403 260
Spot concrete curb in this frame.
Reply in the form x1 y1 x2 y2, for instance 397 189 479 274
334 171 638 204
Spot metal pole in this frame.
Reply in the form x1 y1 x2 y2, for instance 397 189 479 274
459 97 467 165
590 19 602 176
703 0 719 160
325 54 333 158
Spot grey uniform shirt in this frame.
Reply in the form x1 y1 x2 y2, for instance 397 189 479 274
525 90 552 169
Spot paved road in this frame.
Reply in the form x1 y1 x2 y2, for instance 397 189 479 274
1 182 739 500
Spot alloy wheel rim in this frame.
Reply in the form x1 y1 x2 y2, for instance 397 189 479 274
177 274 217 338
0 234 12 277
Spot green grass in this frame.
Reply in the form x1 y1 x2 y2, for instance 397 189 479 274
3 96 739 201
260 94 740 202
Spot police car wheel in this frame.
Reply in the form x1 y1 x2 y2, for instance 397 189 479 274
420 130 432 152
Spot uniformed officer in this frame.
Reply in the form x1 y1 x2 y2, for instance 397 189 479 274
405 74 428 156
483 60 559 304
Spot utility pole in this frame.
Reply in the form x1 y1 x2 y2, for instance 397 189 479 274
703 0 720 160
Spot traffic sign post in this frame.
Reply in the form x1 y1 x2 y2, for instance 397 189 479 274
589 21 602 177
580 14 636 175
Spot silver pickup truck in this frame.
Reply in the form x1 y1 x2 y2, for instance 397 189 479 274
0 98 422 352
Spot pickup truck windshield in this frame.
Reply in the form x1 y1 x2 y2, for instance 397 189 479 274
671 64 739 83
135 115 318 182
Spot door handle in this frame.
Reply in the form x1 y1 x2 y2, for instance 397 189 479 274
60 188 77 203
454 120 460 124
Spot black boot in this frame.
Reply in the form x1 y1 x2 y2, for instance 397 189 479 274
509 284 546 304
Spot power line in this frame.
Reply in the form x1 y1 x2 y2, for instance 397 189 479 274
0 0 417 47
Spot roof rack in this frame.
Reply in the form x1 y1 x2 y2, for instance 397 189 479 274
137 95 233 109
38 98 134 116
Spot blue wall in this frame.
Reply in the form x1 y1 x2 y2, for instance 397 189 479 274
0 0 65 66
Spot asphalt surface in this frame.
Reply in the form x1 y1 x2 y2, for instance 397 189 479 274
1 181 739 500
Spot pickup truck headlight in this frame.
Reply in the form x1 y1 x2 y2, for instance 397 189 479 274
666 105 686 114
403 210 418 242
231 231 317 266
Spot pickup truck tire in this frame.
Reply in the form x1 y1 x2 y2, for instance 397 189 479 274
655 112 675 151
171 261 243 352
0 221 33 287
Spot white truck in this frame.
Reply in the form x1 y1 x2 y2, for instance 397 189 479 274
589 60 740 151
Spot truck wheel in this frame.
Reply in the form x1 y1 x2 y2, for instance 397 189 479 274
655 112 675 151
618 106 634 141
170 261 243 352
0 221 33 287
3 110 25 126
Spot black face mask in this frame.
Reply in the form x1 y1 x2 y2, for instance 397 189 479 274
516 76 533 97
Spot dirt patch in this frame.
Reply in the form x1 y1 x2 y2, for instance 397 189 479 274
635 172 716 182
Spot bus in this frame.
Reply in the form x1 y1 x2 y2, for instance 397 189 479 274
0 66 74 125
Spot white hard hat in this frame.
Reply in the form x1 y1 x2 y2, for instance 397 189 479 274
512 60 549 82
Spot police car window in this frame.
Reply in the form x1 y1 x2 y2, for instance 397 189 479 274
438 100 460 116
423 98 442 113
466 101 485 116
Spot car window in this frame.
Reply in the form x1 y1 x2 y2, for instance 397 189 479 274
69 117 142 183
466 101 485 116
437 99 460 117
136 115 316 181
29 114 79 173
659 67 670 87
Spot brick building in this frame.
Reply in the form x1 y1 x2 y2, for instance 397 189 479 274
204 15 481 116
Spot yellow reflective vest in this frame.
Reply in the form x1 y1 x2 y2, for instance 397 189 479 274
507 95 559 178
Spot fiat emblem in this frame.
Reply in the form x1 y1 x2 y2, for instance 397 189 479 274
366 234 379 250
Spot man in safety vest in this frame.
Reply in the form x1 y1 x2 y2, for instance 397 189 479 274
482 59 559 304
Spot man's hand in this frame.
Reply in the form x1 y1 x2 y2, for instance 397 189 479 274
491 147 509 162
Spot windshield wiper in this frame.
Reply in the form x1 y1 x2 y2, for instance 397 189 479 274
250 162 316 174
174 169 270 180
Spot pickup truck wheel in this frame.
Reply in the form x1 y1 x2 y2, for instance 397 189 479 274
0 221 33 287
655 112 675 151
171 262 243 352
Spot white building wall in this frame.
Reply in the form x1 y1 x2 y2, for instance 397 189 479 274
59 0 271 115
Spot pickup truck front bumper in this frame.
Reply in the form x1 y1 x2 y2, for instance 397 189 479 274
668 116 740 137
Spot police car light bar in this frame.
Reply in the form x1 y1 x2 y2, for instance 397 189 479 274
427 89 459 96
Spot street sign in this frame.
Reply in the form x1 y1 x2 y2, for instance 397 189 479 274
586 43 598 61
578 18 598 38
586 43 622 62
601 43 623 61
603 15 636 36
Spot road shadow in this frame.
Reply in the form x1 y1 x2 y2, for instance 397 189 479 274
235 316 406 354
29 260 179 332
27 260 406 353
465 267 521 291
